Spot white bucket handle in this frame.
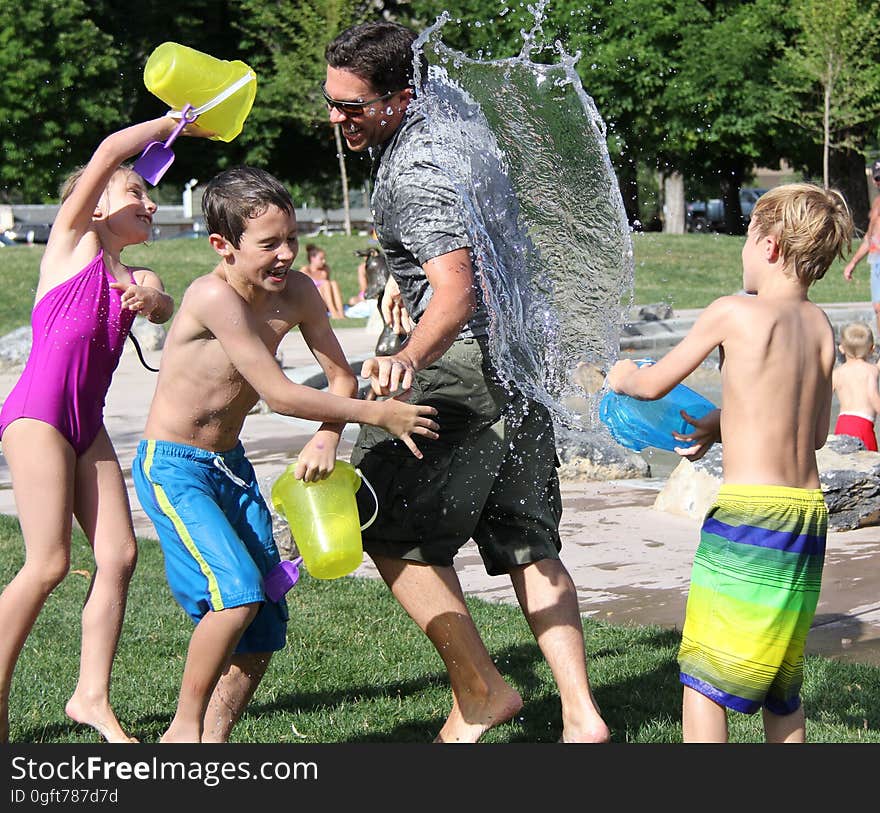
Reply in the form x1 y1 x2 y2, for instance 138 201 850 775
166 71 255 119
355 468 379 531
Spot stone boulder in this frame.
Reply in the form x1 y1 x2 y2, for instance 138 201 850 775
0 317 166 376
555 424 650 481
130 316 167 351
0 327 32 373
653 434 880 531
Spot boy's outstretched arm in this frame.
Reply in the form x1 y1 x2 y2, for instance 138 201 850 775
196 282 439 457
294 293 360 481
607 297 733 399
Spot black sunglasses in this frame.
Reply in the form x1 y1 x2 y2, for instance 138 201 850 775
321 83 396 115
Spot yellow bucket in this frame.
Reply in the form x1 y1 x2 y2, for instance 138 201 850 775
271 461 378 580
143 42 257 142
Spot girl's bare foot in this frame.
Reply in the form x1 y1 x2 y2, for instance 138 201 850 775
433 685 523 743
65 696 137 743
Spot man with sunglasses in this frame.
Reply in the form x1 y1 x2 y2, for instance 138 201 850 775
325 21 609 744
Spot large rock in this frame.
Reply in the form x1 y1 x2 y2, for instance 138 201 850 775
653 434 880 531
130 316 166 351
555 424 650 481
0 317 166 376
0 326 32 372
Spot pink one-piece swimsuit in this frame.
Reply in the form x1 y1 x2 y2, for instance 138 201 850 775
0 250 135 456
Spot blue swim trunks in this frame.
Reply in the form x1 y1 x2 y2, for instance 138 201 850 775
869 252 880 303
132 439 288 654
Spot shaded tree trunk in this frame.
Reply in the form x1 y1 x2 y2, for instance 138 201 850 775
720 162 745 235
333 124 352 236
662 171 685 234
830 146 870 233
615 157 640 230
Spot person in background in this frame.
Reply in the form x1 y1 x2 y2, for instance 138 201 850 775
843 160 880 336
831 321 880 451
299 243 345 319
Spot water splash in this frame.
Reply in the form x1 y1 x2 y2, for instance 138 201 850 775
412 9 634 429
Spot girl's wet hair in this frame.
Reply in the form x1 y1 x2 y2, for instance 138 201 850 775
325 21 427 94
202 166 294 248
749 182 854 285
58 162 136 204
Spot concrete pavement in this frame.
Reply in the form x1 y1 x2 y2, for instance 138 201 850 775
2 317 880 667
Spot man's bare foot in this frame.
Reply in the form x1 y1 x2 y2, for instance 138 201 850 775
560 711 612 743
64 696 137 743
433 686 523 743
159 733 200 743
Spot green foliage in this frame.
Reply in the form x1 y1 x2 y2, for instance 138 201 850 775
234 0 368 204
0 0 123 201
774 0 880 156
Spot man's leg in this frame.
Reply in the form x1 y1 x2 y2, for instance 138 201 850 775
202 652 273 743
372 554 523 743
681 685 728 742
509 558 609 742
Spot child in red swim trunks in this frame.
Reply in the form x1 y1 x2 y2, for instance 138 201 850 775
831 321 880 451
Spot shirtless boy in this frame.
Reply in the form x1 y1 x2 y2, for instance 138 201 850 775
132 166 437 742
608 182 853 742
831 321 880 451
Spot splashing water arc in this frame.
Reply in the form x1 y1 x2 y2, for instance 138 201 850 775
412 16 634 430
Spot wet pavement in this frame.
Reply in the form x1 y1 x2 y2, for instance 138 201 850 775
2 317 880 667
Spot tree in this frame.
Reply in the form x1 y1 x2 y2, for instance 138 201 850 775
668 0 789 234
775 0 880 189
236 0 365 212
0 0 123 201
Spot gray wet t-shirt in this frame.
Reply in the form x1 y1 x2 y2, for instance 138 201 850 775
370 111 490 340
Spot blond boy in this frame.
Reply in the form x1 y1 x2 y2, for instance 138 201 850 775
608 183 853 743
831 321 880 451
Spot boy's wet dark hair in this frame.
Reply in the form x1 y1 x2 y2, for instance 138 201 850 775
202 166 294 248
325 21 427 93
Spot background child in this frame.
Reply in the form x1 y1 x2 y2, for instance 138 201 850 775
608 182 853 743
300 243 345 319
132 166 438 743
0 116 206 743
831 321 880 451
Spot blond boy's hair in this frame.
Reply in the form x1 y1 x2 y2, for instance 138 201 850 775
749 182 854 285
839 321 874 360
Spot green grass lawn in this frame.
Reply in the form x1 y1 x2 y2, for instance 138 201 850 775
0 231 869 336
2 514 879 744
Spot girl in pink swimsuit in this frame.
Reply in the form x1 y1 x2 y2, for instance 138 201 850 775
0 116 206 743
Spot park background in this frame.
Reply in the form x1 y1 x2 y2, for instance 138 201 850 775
1 0 879 237
2 1 880 745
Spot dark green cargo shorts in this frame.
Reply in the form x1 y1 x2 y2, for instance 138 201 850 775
351 337 562 576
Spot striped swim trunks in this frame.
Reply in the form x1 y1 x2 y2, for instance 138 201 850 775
678 484 827 715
